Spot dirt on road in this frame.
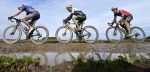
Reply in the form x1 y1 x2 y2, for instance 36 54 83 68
0 41 150 53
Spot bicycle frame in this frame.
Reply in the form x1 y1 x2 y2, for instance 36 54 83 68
11 18 39 37
64 22 84 33
64 22 90 38
112 22 128 35
19 23 28 34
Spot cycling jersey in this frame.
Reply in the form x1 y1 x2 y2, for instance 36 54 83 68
114 9 131 17
120 10 131 16
64 7 86 26
19 5 36 15
113 9 133 24
70 8 85 16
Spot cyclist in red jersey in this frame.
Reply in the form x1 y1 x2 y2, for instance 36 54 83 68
111 7 133 37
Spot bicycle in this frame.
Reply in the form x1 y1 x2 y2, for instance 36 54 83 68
3 18 49 44
106 21 146 43
55 21 99 43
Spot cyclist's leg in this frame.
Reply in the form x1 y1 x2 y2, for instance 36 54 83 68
78 15 86 27
119 17 128 34
30 12 40 26
73 15 86 30
28 12 40 38
124 16 132 36
127 15 133 24
24 12 39 39
22 14 34 28
72 16 80 30
22 14 34 39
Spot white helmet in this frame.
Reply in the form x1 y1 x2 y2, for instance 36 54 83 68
66 4 73 8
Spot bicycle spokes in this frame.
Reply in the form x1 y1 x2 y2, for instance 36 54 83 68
56 26 73 43
106 27 123 43
82 26 99 43
62 32 67 36
8 29 19 39
131 27 145 42
113 30 118 36
87 32 91 39
3 25 22 44
31 28 46 42
132 30 140 37
10 32 15 35
10 27 17 35
82 31 91 39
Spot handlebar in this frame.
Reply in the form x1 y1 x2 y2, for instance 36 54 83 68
8 17 21 22
62 19 71 25
107 22 113 26
107 22 121 26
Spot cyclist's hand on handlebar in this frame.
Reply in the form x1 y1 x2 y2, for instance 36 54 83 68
8 16 13 19
63 19 68 25
8 16 15 22
108 22 113 26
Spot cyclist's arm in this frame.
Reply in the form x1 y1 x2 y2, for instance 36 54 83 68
12 10 22 17
112 14 117 24
119 16 125 23
65 13 73 22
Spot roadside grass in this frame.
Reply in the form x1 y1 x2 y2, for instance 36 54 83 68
71 53 150 72
0 56 40 72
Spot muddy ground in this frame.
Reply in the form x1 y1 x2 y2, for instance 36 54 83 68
0 40 150 53
0 40 150 72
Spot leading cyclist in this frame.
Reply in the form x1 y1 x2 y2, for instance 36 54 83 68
8 4 40 39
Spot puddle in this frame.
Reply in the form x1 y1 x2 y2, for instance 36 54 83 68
0 52 149 66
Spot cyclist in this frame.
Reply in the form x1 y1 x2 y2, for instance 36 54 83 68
63 5 86 32
8 4 40 39
110 7 133 37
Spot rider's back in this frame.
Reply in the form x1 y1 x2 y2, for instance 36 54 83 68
20 5 36 15
71 8 85 16
119 9 131 16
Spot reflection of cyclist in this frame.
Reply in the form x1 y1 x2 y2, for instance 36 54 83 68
110 7 133 37
8 4 40 38
63 5 86 32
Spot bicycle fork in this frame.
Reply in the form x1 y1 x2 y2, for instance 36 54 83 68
62 25 71 36
113 25 119 36
10 25 19 35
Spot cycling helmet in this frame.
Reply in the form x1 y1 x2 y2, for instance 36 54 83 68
111 7 118 11
66 4 73 9
18 4 24 10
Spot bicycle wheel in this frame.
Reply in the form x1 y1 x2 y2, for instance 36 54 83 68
30 25 49 44
55 26 73 43
3 25 22 44
131 26 146 43
82 26 99 43
106 27 123 43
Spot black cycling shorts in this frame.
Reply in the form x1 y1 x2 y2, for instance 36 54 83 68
124 15 133 23
76 14 86 26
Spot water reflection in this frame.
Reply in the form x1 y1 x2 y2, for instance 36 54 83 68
1 52 149 66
